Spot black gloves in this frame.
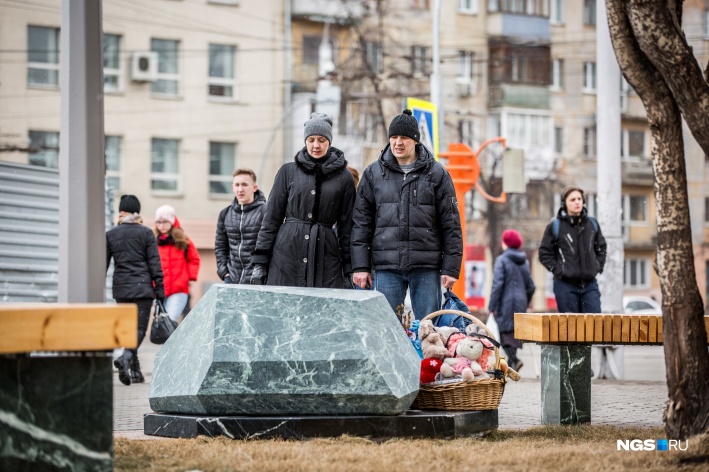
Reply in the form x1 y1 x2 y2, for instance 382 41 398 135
251 265 268 285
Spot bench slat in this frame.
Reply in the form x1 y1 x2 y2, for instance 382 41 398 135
612 315 622 343
0 304 138 354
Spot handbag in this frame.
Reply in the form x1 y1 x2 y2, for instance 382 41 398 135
150 300 177 344
433 290 473 332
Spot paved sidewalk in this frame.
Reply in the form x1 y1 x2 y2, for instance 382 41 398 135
114 342 668 439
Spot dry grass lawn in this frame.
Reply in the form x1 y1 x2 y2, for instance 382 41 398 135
115 425 709 472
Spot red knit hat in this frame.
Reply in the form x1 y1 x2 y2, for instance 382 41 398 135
502 229 523 249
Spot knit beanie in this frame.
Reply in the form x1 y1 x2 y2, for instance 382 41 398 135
118 194 141 214
304 112 333 144
155 205 176 225
388 109 420 142
502 229 523 249
561 185 584 203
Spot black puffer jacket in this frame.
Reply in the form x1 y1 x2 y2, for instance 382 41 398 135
215 190 267 284
538 207 607 286
488 249 536 333
351 144 462 277
252 147 355 288
106 221 164 300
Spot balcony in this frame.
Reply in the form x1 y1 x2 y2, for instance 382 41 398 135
489 83 549 109
292 0 366 23
621 157 654 186
487 13 550 42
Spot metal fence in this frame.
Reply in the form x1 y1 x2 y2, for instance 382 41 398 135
0 161 114 302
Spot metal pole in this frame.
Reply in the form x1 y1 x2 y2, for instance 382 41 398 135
283 0 292 164
58 0 105 303
430 0 443 146
595 0 624 377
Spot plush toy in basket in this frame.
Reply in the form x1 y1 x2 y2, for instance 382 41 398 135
412 309 520 411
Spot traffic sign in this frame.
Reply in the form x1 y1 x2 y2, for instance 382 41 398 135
406 97 438 160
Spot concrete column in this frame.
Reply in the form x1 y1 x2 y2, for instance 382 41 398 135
595 0 624 377
59 0 106 303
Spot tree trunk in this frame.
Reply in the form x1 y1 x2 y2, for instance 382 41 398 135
606 0 709 439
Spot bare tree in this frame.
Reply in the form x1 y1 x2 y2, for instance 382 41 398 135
606 0 709 439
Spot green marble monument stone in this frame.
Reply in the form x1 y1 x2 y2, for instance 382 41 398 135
149 285 421 416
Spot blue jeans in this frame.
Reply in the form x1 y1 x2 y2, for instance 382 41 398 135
165 292 189 322
374 268 442 321
553 279 601 313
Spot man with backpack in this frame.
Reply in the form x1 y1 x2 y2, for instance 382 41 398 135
539 186 607 313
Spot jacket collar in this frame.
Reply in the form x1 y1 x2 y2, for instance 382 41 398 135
378 143 434 174
294 146 347 176
231 189 266 212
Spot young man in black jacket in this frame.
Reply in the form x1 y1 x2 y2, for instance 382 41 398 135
538 186 607 313
214 169 267 284
351 109 463 320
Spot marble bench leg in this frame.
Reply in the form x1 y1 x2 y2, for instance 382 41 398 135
0 353 113 471
540 344 592 425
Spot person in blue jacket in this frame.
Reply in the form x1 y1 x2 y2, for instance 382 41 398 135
488 229 536 372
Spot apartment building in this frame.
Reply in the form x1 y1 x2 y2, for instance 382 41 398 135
0 0 285 302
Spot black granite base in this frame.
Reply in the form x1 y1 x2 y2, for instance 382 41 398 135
144 409 498 440
541 344 592 425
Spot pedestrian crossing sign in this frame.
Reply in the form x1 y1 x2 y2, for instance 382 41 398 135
405 97 439 160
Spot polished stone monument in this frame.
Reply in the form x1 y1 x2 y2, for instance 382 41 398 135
540 345 592 424
149 285 421 416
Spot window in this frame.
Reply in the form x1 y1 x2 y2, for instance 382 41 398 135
459 118 477 146
105 136 121 190
303 35 320 65
584 127 596 157
209 142 236 194
704 197 709 223
458 50 476 82
28 26 60 88
151 39 180 96
504 112 551 149
586 193 597 217
28 131 59 168
624 258 650 289
103 34 122 92
151 138 180 193
583 0 596 26
365 42 383 74
457 0 478 14
550 0 563 23
551 59 563 89
622 129 646 158
705 10 709 38
554 126 563 154
411 46 428 76
209 44 236 99
511 55 524 82
583 62 596 92
623 194 647 223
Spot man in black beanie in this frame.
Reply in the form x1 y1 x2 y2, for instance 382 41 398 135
351 109 462 320
118 194 141 214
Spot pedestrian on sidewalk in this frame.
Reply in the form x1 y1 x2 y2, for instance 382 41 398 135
488 229 536 372
251 112 355 288
153 205 200 323
538 186 607 314
350 109 463 319
106 195 164 386
214 169 267 284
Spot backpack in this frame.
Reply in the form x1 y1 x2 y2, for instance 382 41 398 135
552 215 599 239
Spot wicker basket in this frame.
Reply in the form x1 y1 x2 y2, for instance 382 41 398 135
411 309 505 411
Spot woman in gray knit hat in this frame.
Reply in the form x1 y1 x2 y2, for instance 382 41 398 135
251 112 356 288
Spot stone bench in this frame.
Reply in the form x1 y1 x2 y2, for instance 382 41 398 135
514 313 709 425
0 303 136 471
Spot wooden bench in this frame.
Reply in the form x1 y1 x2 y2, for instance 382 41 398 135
0 304 136 470
514 313 709 425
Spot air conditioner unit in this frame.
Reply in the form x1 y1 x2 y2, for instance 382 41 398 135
131 52 158 82
456 79 473 98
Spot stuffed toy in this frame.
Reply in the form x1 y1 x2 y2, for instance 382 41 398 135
440 336 491 381
420 358 443 384
499 358 521 381
418 320 449 361
435 325 460 346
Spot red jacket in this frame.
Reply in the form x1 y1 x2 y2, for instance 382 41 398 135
156 217 200 298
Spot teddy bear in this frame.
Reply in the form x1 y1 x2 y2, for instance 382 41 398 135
420 358 444 384
418 320 450 361
440 336 493 381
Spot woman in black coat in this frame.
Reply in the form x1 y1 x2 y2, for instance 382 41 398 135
488 229 535 372
106 195 164 386
251 113 355 288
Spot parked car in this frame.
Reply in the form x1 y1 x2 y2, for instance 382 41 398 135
623 296 662 314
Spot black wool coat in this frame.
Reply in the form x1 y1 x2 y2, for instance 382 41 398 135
350 144 463 278
215 190 267 284
252 147 355 288
488 248 536 333
106 221 165 300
